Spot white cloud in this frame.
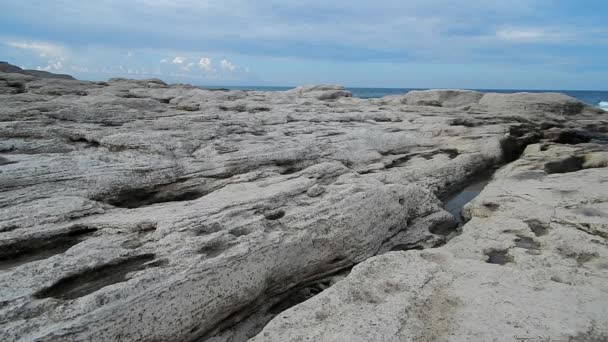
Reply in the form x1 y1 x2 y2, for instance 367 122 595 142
495 27 577 43
182 62 195 71
7 41 66 58
37 59 65 71
172 56 186 64
160 58 168 63
220 59 236 72
497 29 547 42
70 65 90 72
199 57 212 71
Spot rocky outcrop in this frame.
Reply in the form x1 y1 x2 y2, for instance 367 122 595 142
397 89 484 108
253 143 608 342
0 61 76 80
0 68 606 342
375 89 601 118
474 92 590 116
286 85 353 100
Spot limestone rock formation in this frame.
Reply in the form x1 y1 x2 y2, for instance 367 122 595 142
0 67 606 342
253 143 608 341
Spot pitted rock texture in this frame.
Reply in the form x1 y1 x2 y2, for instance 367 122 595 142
252 143 608 342
0 68 606 342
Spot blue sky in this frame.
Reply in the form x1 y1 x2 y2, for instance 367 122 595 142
1 0 607 89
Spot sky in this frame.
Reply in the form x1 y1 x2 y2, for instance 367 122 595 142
1 0 607 89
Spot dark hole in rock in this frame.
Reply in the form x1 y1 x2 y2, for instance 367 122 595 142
279 167 302 175
483 202 500 210
421 149 460 160
249 107 271 113
485 249 513 265
117 93 140 99
499 137 526 163
0 226 97 270
429 220 459 236
546 130 591 145
417 100 442 107
68 137 100 148
207 172 235 180
500 126 540 163
539 122 563 130
193 223 223 236
264 209 285 220
157 98 172 104
250 130 266 136
273 159 297 168
0 224 20 233
34 254 156 300
199 243 228 258
385 155 411 169
103 188 207 209
229 227 251 237
544 156 584 174
100 122 124 127
514 235 541 250
390 244 425 251
0 156 18 166
526 219 550 237
268 282 329 315
441 149 460 159
449 118 477 127
443 172 493 225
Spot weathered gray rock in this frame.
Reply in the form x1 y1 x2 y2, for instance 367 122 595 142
475 92 590 116
286 85 353 100
253 143 608 342
0 68 606 342
401 89 484 108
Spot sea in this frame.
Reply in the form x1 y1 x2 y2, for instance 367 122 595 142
199 86 608 111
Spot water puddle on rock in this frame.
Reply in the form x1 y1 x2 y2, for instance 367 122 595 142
444 174 493 225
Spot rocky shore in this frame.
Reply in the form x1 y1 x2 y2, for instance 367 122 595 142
0 64 606 341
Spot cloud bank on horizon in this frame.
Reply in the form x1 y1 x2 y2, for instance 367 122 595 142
0 0 606 89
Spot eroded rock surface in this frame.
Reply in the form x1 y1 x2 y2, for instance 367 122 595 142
253 143 608 342
0 68 606 342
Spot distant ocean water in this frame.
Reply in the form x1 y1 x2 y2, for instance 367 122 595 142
199 85 608 111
